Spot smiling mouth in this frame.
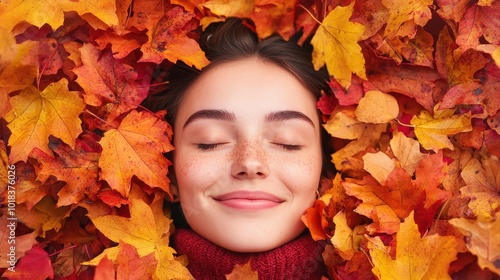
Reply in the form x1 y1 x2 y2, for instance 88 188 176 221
213 191 284 210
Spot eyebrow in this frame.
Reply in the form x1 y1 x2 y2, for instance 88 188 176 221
265 110 315 127
183 109 236 128
182 109 315 128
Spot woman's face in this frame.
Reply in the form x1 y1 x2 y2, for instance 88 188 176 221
173 58 322 252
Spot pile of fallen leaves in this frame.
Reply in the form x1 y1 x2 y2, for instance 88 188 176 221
1 0 499 279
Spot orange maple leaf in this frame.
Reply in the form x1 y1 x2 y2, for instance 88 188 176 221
139 6 209 70
98 110 173 198
381 0 433 39
73 44 148 123
28 137 100 207
368 212 461 279
344 167 422 234
225 260 259 280
344 151 450 234
5 79 86 163
455 2 500 51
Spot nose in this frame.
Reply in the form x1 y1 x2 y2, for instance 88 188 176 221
231 141 269 179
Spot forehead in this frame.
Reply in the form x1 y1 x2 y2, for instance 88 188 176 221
175 58 318 125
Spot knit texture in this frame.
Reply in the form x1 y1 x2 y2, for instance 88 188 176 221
173 228 327 280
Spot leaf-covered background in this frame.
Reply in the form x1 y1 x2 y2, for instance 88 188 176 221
1 0 500 279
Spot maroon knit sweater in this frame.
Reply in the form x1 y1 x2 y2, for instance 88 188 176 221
173 228 327 279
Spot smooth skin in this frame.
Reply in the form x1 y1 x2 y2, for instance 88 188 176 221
173 57 323 252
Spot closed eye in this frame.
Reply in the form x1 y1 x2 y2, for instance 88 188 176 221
196 143 227 150
274 143 303 151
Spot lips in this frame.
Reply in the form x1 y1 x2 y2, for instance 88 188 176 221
213 191 284 210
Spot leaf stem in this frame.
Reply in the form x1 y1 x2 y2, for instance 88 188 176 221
297 4 323 26
48 244 79 257
83 109 117 128
396 118 416 128
37 43 60 91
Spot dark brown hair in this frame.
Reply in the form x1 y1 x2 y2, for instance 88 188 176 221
143 18 330 126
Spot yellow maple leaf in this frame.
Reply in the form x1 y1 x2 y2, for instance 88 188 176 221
449 212 500 276
459 154 500 218
411 106 472 151
83 198 193 279
323 108 367 140
355 90 399 123
311 2 366 89
389 131 427 175
98 110 173 198
203 0 254 18
381 0 433 38
331 211 366 261
0 0 118 31
4 79 86 163
0 27 37 117
369 211 460 280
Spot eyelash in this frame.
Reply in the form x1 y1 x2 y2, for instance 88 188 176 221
196 143 224 150
196 143 303 151
276 144 303 151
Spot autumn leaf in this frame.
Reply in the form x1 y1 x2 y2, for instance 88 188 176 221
381 0 433 39
368 212 461 280
83 197 193 279
0 0 118 31
0 215 38 268
354 90 399 124
116 241 158 279
363 151 395 185
0 27 37 117
94 257 115 280
73 44 147 123
331 211 355 260
203 0 297 40
364 61 440 112
456 2 500 51
0 140 8 190
11 161 51 210
331 122 387 172
449 212 500 275
5 79 86 163
311 2 366 89
344 166 423 234
225 260 259 280
28 137 100 207
16 196 72 237
440 63 500 117
98 110 173 198
459 154 500 218
411 107 472 151
389 131 427 175
139 6 209 70
203 0 254 18
1 246 54 280
324 108 367 140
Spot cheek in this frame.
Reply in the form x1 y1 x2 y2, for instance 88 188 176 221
173 151 223 196
276 151 322 195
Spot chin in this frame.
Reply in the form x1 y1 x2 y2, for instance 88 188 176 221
205 222 307 253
